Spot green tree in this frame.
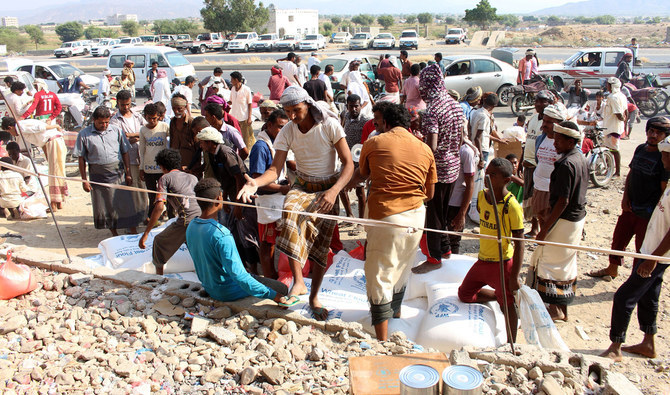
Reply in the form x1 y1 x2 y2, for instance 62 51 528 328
377 15 394 30
443 16 457 24
55 21 84 42
152 19 174 34
121 20 140 36
405 15 417 24
595 15 616 25
417 12 433 25
331 16 342 25
351 14 374 26
321 22 333 37
84 26 103 39
522 15 538 22
23 25 45 50
0 28 29 52
201 0 269 33
547 15 561 25
463 0 499 29
498 14 519 27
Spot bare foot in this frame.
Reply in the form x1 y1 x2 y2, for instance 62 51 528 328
309 296 329 321
288 282 308 297
587 266 618 279
547 304 567 321
600 349 623 362
622 343 656 358
411 261 442 274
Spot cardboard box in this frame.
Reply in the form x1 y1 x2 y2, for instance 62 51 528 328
494 140 523 161
349 352 450 394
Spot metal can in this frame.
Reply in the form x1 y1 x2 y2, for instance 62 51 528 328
441 365 483 395
399 364 441 395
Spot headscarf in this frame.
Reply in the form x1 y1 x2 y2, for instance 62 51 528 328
271 66 282 76
196 126 224 144
67 70 81 87
171 96 188 107
379 58 391 69
418 63 447 102
526 49 536 56
102 69 111 76
543 104 567 122
407 106 420 122
447 89 460 101
259 99 280 109
658 136 670 153
463 86 482 105
554 123 581 140
607 76 622 94
346 71 371 107
388 56 398 68
34 78 49 93
157 70 168 79
279 86 336 123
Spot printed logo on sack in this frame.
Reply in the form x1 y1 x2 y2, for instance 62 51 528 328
429 298 459 318
352 270 366 292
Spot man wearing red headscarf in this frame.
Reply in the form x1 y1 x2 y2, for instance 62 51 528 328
268 65 291 102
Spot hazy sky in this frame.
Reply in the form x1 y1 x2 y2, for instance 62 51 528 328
5 0 581 15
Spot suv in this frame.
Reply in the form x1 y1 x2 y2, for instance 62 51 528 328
185 32 227 54
332 32 352 44
90 38 120 57
254 33 280 52
299 34 327 51
399 30 419 50
227 32 259 53
445 28 467 44
349 33 373 50
275 35 301 51
54 41 89 58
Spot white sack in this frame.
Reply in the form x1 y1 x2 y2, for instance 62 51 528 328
516 285 570 351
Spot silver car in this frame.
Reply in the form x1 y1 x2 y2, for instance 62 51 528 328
442 55 517 104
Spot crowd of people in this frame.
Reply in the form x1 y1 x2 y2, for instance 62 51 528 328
0 49 669 361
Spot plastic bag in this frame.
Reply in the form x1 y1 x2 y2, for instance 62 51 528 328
516 285 570 351
255 193 286 224
347 241 365 260
0 251 38 300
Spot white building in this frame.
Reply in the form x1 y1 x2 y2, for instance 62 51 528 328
264 8 318 38
106 14 138 25
1 17 19 28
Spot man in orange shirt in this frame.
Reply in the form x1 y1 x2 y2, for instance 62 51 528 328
347 102 437 340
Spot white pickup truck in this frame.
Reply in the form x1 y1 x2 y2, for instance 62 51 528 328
537 47 670 90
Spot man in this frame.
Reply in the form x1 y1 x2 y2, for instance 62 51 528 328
303 65 330 102
377 56 403 104
169 94 195 169
460 86 482 122
399 50 412 80
172 76 196 117
1 76 13 95
589 117 670 280
277 52 300 86
530 121 588 321
1 117 68 211
434 53 446 75
523 90 554 238
627 38 639 64
97 69 112 106
268 65 291 102
603 77 628 177
58 71 88 93
4 82 33 119
295 55 308 87
238 86 354 320
74 107 143 235
202 102 249 160
249 109 291 278
147 61 159 85
615 53 634 85
307 52 321 69
412 64 465 274
21 79 61 123
401 64 425 111
198 67 225 107
258 100 279 123
196 126 247 207
151 70 172 119
346 103 436 340
139 149 200 274
229 71 255 149
340 94 373 219
186 178 288 303
518 49 538 85
318 64 335 98
6 142 32 183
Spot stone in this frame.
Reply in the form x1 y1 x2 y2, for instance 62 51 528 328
541 376 565 395
450 349 475 367
34 324 52 340
153 299 186 316
207 326 237 346
191 316 212 336
491 383 507 392
529 366 543 380
116 301 132 316
274 349 292 363
182 297 196 308
309 347 324 361
260 366 284 385
55 372 75 385
169 295 181 305
547 371 564 384
152 366 169 381
292 347 307 361
69 273 93 286
603 372 643 395
208 306 233 320
271 318 287 332
203 368 224 383
256 326 271 340
114 360 136 377
30 367 44 381
174 370 184 381
142 316 158 334
239 314 257 331
239 366 258 385
280 321 298 335
1 315 27 334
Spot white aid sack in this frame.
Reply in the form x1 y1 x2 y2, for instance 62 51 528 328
502 125 527 142
19 193 48 219
255 193 286 224
516 285 570 351
416 282 506 352
405 253 477 299
97 219 195 274
358 297 428 342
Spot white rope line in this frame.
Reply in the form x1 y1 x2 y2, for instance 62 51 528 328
7 160 670 263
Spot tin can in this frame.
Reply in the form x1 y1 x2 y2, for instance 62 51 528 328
399 364 440 395
441 365 483 395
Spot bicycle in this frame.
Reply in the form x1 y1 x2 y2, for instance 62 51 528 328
584 126 616 187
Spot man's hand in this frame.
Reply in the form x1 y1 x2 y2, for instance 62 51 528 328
315 189 337 213
82 181 91 193
621 195 632 212
246 118 253 126
139 170 145 182
237 174 259 203
478 160 486 169
125 174 133 186
636 260 657 278
451 212 466 232
508 276 521 292
280 184 291 195
138 233 148 249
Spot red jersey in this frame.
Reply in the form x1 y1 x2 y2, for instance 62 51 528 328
22 91 62 121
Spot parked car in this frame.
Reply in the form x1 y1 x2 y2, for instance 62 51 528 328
159 35 177 44
107 46 195 92
445 28 467 44
254 33 280 52
372 33 396 49
332 32 352 44
7 60 100 93
0 71 36 108
54 41 89 58
90 38 120 57
112 37 142 49
441 55 517 103
319 53 401 83
140 35 160 44
184 32 227 54
349 33 373 50
275 35 301 51
299 34 327 51
399 30 419 50
165 34 192 49
227 32 259 53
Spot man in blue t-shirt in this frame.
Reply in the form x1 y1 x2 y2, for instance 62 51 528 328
58 72 89 94
185 178 288 302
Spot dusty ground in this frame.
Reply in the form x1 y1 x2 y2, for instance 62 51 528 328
1 114 669 393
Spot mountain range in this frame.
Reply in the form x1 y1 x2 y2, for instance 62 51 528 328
534 0 670 16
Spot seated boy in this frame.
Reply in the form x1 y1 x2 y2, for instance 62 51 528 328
458 158 525 341
0 157 28 219
186 177 288 302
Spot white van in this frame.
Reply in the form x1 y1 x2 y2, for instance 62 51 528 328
107 46 196 92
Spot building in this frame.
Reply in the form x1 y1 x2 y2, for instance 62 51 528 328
1 17 19 28
263 7 318 38
106 14 138 25
88 19 106 27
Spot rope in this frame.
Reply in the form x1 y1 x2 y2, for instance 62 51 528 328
3 160 670 264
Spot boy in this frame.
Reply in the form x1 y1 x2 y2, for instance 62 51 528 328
154 101 168 123
514 114 526 128
186 178 288 302
0 157 28 219
139 149 200 275
458 158 524 341
139 103 169 220
229 71 254 149
505 153 524 204
6 142 32 184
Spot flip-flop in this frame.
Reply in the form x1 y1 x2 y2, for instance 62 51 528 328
587 269 617 279
277 295 301 307
310 306 329 321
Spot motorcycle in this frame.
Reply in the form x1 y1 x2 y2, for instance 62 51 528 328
56 89 96 132
627 73 670 115
584 127 616 187
509 75 563 116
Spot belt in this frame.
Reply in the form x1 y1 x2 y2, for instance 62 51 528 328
46 134 63 143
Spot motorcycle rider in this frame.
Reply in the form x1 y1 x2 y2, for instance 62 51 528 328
21 79 62 124
58 71 89 94
615 53 635 85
